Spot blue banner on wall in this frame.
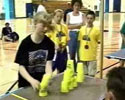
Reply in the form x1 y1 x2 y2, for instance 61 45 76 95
105 0 109 12
4 0 15 20
26 3 33 18
113 0 121 12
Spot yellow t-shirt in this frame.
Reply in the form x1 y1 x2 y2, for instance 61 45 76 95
46 24 69 47
78 26 100 61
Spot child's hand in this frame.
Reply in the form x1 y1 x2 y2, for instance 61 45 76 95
55 44 62 51
60 45 66 52
55 45 59 50
29 78 40 91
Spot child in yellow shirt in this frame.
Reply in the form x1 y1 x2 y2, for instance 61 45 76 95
78 11 100 77
46 9 69 73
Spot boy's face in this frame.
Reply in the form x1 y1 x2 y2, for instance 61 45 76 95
54 12 63 24
6 24 9 27
73 2 81 11
86 14 95 25
35 22 48 36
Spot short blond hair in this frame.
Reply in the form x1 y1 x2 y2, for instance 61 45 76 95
54 9 64 16
33 11 54 31
33 11 52 25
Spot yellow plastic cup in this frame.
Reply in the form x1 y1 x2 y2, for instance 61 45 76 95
69 78 74 90
43 74 52 80
61 81 69 93
73 76 78 88
40 74 51 88
76 74 84 83
39 90 48 97
77 62 84 74
39 74 52 97
66 60 74 72
63 69 73 81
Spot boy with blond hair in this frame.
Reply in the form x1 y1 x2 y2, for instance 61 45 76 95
15 11 55 90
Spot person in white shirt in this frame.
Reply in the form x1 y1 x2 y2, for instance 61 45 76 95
37 4 47 13
66 0 85 69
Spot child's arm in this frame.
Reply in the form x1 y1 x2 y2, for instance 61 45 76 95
60 25 69 52
45 61 53 74
82 13 86 26
19 65 40 90
96 29 101 44
77 29 82 61
45 41 55 74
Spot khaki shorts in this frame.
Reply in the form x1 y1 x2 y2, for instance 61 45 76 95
82 61 97 76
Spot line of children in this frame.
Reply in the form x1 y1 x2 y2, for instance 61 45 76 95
46 9 100 77
15 9 100 91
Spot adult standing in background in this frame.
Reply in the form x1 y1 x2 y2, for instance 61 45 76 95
66 0 85 65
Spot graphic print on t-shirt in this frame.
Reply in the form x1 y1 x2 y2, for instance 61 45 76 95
28 49 48 73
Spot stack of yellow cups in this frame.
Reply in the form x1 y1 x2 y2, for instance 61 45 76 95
66 60 74 72
66 60 75 91
61 68 73 93
69 77 75 90
61 59 75 93
76 62 85 83
39 74 51 97
61 70 70 93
